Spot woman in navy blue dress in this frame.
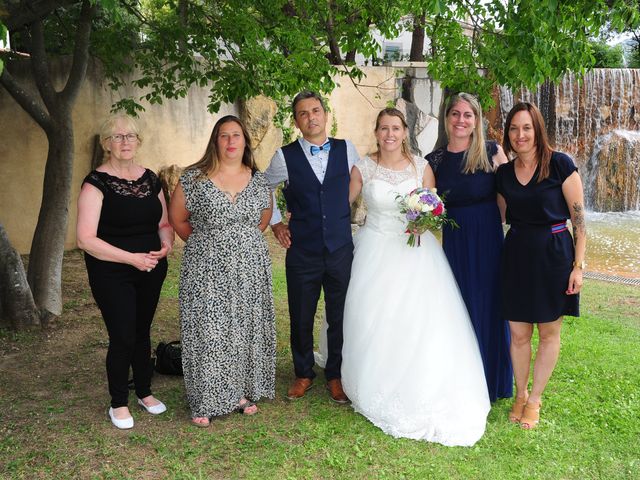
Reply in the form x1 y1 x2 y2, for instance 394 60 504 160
426 93 513 403
496 102 586 429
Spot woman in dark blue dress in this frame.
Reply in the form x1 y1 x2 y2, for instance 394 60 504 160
496 102 586 430
426 93 513 403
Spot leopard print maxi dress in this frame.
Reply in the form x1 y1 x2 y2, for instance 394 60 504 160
178 168 276 418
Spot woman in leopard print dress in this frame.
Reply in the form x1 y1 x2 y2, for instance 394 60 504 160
169 116 275 427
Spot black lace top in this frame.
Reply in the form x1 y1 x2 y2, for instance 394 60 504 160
82 169 164 253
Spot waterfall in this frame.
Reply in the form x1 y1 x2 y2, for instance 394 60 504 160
585 130 640 211
496 69 640 212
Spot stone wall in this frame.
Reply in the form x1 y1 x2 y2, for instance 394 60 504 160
0 60 408 253
0 57 236 253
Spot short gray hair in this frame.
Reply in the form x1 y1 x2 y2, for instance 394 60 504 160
291 91 327 117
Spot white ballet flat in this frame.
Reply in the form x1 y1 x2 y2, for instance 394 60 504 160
108 407 134 429
137 398 167 415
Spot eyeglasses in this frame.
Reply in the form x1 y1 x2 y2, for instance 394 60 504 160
109 133 138 143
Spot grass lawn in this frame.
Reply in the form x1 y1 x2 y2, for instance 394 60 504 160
0 238 639 480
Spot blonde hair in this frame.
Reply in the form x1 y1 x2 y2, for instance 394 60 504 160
445 93 491 174
99 114 142 161
373 107 414 161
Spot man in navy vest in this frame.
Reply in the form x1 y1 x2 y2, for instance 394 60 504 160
265 91 359 403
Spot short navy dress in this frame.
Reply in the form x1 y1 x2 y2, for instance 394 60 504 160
427 141 513 402
496 152 580 323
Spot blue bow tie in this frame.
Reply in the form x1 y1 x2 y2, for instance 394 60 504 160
310 140 331 156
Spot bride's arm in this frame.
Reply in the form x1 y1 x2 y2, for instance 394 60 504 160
349 166 363 204
422 163 436 189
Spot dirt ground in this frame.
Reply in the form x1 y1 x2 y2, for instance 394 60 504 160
0 238 290 476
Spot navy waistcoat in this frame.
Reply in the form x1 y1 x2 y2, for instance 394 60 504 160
282 139 352 253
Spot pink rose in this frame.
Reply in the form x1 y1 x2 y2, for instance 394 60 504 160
432 203 444 216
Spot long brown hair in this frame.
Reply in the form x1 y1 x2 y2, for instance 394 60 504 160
444 93 491 173
503 102 553 182
188 115 256 176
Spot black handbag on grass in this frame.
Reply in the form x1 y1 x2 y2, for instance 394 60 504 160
154 341 183 375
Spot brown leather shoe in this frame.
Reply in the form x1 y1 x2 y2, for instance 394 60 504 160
286 377 313 400
326 379 349 404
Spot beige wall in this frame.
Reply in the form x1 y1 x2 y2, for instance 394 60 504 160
0 61 398 253
328 67 398 155
0 58 236 253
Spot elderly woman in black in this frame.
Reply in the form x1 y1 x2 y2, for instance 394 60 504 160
496 102 586 429
77 114 173 429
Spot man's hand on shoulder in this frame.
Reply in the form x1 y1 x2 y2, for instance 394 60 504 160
271 222 292 249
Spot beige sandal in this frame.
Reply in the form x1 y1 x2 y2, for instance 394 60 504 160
191 416 210 428
520 401 541 430
508 394 529 423
235 399 258 416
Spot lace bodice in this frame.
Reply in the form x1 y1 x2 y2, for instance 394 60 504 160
81 168 163 249
356 155 426 185
355 156 427 236
85 170 157 198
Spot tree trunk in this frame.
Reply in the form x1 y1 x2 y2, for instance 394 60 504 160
325 1 343 65
326 38 343 64
0 0 95 329
409 13 426 61
345 50 356 63
27 117 75 322
0 224 40 329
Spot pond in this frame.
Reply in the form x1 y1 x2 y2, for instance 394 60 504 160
585 210 640 279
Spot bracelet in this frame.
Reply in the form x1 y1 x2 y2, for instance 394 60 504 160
573 260 585 270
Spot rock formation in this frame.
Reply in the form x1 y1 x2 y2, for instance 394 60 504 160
585 130 640 211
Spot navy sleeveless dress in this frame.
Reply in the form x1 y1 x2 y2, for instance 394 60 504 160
496 151 580 323
427 142 513 402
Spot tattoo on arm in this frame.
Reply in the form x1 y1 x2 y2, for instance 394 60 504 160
572 202 586 241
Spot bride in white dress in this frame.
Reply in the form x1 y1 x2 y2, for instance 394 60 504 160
340 108 490 447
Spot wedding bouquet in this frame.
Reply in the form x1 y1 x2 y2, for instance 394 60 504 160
395 187 457 247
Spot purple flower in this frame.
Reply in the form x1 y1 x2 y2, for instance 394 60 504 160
423 193 439 205
406 210 419 221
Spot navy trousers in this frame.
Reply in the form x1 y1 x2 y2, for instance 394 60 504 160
285 242 353 380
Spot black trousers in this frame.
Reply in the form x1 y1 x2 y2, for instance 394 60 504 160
285 243 353 380
87 258 168 408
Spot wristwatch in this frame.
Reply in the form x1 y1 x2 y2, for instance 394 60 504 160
573 260 585 270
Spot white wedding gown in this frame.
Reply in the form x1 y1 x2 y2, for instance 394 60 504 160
338 156 490 447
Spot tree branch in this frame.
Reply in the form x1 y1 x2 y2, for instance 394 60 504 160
0 67 51 130
28 20 59 112
60 0 96 104
325 0 343 65
336 64 376 108
1 0 78 32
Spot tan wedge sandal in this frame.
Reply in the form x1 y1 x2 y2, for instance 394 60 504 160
520 401 541 430
508 394 529 423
